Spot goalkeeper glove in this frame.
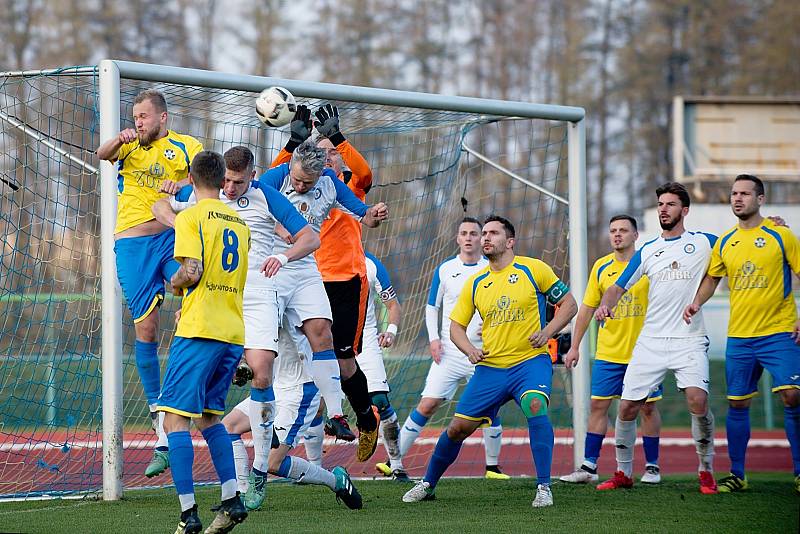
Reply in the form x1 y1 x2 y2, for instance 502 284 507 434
285 104 312 153
314 104 346 146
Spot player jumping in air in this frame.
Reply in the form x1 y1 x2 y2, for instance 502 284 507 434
97 89 203 478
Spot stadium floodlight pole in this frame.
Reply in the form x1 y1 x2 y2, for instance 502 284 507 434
568 118 589 469
98 59 124 501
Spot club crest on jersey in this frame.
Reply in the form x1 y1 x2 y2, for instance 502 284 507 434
314 188 322 199
164 148 176 160
148 162 165 177
754 237 766 248
237 196 249 208
684 243 695 254
508 273 518 284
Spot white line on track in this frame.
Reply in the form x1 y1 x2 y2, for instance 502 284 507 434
0 436 788 452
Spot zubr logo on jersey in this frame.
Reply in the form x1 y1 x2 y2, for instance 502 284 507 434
731 260 767 290
487 295 524 327
133 163 166 189
656 261 693 282
614 292 644 319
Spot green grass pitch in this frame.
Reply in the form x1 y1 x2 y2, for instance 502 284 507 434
0 474 796 533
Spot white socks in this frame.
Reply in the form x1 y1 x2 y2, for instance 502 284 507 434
283 456 336 490
399 415 425 458
249 396 275 473
303 419 325 466
231 436 250 493
614 417 636 477
310 359 346 418
381 413 403 470
483 424 503 466
149 404 168 449
691 410 715 472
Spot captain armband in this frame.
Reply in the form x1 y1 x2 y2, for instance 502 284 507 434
545 280 569 305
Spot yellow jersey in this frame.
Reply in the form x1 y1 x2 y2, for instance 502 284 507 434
708 221 800 338
115 130 203 233
450 256 567 368
583 253 648 364
173 198 250 344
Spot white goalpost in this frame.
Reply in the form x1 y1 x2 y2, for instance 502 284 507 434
0 60 587 501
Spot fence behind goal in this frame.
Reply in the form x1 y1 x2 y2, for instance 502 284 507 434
0 62 587 500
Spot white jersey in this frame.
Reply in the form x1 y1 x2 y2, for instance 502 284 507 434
362 252 398 354
170 182 307 275
617 231 717 338
257 163 368 272
426 255 488 346
273 319 314 389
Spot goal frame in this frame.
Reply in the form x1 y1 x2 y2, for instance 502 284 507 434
97 59 588 500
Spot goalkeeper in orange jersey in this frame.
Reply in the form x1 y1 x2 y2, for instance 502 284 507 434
270 104 381 463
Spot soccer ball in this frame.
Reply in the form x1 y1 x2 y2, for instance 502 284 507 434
254 86 297 127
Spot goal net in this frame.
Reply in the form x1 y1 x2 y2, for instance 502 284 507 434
0 63 586 499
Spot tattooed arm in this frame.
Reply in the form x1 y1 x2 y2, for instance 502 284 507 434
170 258 203 296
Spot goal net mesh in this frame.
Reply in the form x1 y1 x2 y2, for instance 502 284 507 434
0 67 572 498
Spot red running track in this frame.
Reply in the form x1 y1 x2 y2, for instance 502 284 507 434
0 428 792 497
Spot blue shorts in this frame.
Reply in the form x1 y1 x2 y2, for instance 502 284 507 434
159 336 243 417
454 356 552 426
726 332 800 400
114 229 180 322
591 359 663 402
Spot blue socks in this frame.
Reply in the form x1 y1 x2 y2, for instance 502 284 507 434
134 340 161 405
167 431 195 498
784 405 800 476
423 432 463 489
726 406 750 479
643 436 660 465
527 415 554 485
201 423 237 487
584 432 604 465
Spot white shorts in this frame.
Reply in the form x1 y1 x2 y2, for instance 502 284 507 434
420 344 475 400
274 267 332 327
622 335 710 401
358 345 389 393
233 382 321 448
243 271 279 352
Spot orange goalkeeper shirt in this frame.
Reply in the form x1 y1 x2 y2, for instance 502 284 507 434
271 140 373 281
